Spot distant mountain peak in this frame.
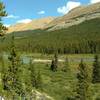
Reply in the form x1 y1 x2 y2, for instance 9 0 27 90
7 17 54 33
45 2 100 31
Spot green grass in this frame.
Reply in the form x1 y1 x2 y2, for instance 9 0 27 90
0 54 100 100
21 53 95 59
33 63 76 100
32 62 100 100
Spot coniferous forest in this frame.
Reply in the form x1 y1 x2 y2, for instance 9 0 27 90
0 18 100 54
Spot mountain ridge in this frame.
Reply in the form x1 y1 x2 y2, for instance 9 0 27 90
45 2 100 30
7 17 54 33
7 2 100 33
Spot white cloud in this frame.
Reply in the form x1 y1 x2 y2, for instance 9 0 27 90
17 19 32 24
4 24 10 27
5 14 19 19
38 11 45 15
90 0 100 3
57 1 81 14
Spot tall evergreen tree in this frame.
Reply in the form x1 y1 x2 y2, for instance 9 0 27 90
50 53 58 71
50 60 55 71
0 2 7 36
3 34 24 97
76 60 89 100
54 52 58 71
92 55 100 83
0 2 7 96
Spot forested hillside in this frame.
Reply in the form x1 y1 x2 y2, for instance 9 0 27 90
0 18 100 54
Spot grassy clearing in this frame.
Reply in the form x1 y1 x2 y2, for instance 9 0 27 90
32 62 100 100
0 54 100 100
21 53 95 58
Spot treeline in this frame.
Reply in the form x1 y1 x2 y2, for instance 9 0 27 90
16 39 100 54
0 18 100 54
1 34 100 54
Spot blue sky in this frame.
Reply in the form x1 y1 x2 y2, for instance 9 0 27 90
1 0 100 26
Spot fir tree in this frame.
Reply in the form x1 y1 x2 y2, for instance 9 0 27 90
54 53 58 71
0 2 7 94
0 2 7 36
50 53 58 71
3 34 24 97
76 60 89 100
50 60 55 71
92 55 100 83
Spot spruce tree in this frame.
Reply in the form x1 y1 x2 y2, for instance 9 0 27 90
3 34 24 97
0 2 7 36
50 53 58 71
54 53 58 71
76 60 89 100
92 55 100 83
50 60 55 71
0 2 7 95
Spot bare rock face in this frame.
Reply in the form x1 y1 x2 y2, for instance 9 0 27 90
45 2 100 31
7 17 54 33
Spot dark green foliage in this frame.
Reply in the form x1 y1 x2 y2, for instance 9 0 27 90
96 97 100 100
0 2 7 91
0 2 7 36
2 72 8 90
1 18 100 54
50 60 55 71
54 53 58 70
3 34 24 96
92 55 100 83
76 60 89 100
50 53 58 71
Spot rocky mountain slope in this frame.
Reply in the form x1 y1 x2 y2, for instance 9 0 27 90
46 2 100 30
7 17 54 33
